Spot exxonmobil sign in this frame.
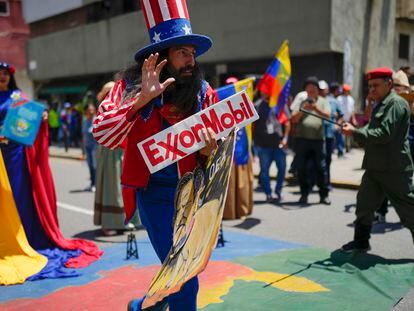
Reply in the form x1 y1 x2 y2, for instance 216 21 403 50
138 91 258 174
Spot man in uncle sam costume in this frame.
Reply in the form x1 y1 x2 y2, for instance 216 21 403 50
93 0 219 309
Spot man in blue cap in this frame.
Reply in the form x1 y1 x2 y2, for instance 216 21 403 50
93 1 218 310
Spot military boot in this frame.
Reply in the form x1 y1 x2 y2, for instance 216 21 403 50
341 224 372 253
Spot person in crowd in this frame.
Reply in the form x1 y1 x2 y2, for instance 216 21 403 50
223 77 254 218
94 81 141 235
60 102 71 152
48 102 60 145
291 76 331 205
253 91 290 203
320 81 344 190
337 84 357 153
82 103 98 192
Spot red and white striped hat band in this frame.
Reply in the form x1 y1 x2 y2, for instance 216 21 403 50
135 0 212 60
141 0 189 30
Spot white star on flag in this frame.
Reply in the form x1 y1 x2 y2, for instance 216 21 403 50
182 24 191 35
153 32 161 43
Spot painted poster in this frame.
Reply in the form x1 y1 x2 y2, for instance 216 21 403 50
142 129 236 309
1 100 45 146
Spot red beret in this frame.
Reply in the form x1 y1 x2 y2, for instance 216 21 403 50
366 67 393 80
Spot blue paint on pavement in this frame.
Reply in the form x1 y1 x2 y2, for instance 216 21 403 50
0 230 305 302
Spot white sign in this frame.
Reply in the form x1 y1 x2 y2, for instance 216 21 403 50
137 90 258 174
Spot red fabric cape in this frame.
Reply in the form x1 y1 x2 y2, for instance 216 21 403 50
25 121 103 268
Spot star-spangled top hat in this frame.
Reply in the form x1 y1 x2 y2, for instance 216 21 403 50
134 0 212 61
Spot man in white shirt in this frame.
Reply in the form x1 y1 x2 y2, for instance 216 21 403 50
337 84 357 152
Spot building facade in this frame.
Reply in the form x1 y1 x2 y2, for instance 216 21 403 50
1 0 32 97
23 0 399 110
394 0 414 83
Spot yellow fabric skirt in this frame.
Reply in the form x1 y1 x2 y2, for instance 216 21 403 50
0 151 47 285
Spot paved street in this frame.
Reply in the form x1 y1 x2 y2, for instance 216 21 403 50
2 154 414 310
51 156 413 259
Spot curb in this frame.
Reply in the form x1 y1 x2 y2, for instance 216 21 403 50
49 153 85 161
255 174 360 191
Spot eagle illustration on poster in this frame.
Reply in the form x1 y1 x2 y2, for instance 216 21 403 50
142 129 236 309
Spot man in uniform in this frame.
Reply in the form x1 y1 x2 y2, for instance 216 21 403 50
341 67 414 252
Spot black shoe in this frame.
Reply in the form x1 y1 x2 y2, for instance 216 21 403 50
320 196 331 205
340 240 371 253
266 195 275 203
373 212 386 224
299 195 308 205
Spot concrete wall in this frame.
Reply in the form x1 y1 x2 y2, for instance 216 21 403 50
394 20 414 70
330 0 395 108
188 0 332 63
28 12 146 80
22 0 100 23
27 0 333 81
15 69 34 99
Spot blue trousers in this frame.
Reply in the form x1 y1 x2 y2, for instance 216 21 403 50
256 146 286 196
85 143 97 186
334 130 344 156
133 180 198 311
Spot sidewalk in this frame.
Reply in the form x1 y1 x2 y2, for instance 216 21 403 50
49 146 364 189
252 149 364 190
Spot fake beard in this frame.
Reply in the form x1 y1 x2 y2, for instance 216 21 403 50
161 63 203 114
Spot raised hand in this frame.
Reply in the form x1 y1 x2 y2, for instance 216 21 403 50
140 53 175 102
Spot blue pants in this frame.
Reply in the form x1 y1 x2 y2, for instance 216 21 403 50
334 130 344 156
85 143 97 186
133 180 198 311
256 146 286 196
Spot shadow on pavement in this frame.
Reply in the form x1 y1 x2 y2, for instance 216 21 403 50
263 250 414 288
69 189 93 193
73 228 141 243
233 217 261 230
344 203 356 213
346 222 403 234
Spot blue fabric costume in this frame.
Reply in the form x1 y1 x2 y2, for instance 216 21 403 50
0 90 80 281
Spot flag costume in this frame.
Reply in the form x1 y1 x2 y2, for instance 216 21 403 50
0 63 102 285
215 78 254 219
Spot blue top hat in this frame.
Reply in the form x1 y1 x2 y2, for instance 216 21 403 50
135 0 212 61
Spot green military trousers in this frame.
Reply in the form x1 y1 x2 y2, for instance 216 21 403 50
356 170 414 232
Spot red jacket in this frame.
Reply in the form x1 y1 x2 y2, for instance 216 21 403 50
93 80 217 221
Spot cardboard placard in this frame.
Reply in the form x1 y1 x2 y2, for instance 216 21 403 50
138 90 258 173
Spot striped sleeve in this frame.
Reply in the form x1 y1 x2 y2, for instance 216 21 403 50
92 80 136 149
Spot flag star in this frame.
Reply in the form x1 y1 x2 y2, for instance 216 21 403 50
182 24 192 35
153 32 161 43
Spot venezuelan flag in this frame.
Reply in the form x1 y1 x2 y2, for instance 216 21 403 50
256 40 291 115
215 77 255 165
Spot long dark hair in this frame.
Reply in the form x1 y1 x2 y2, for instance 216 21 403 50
119 49 204 114
8 75 18 91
